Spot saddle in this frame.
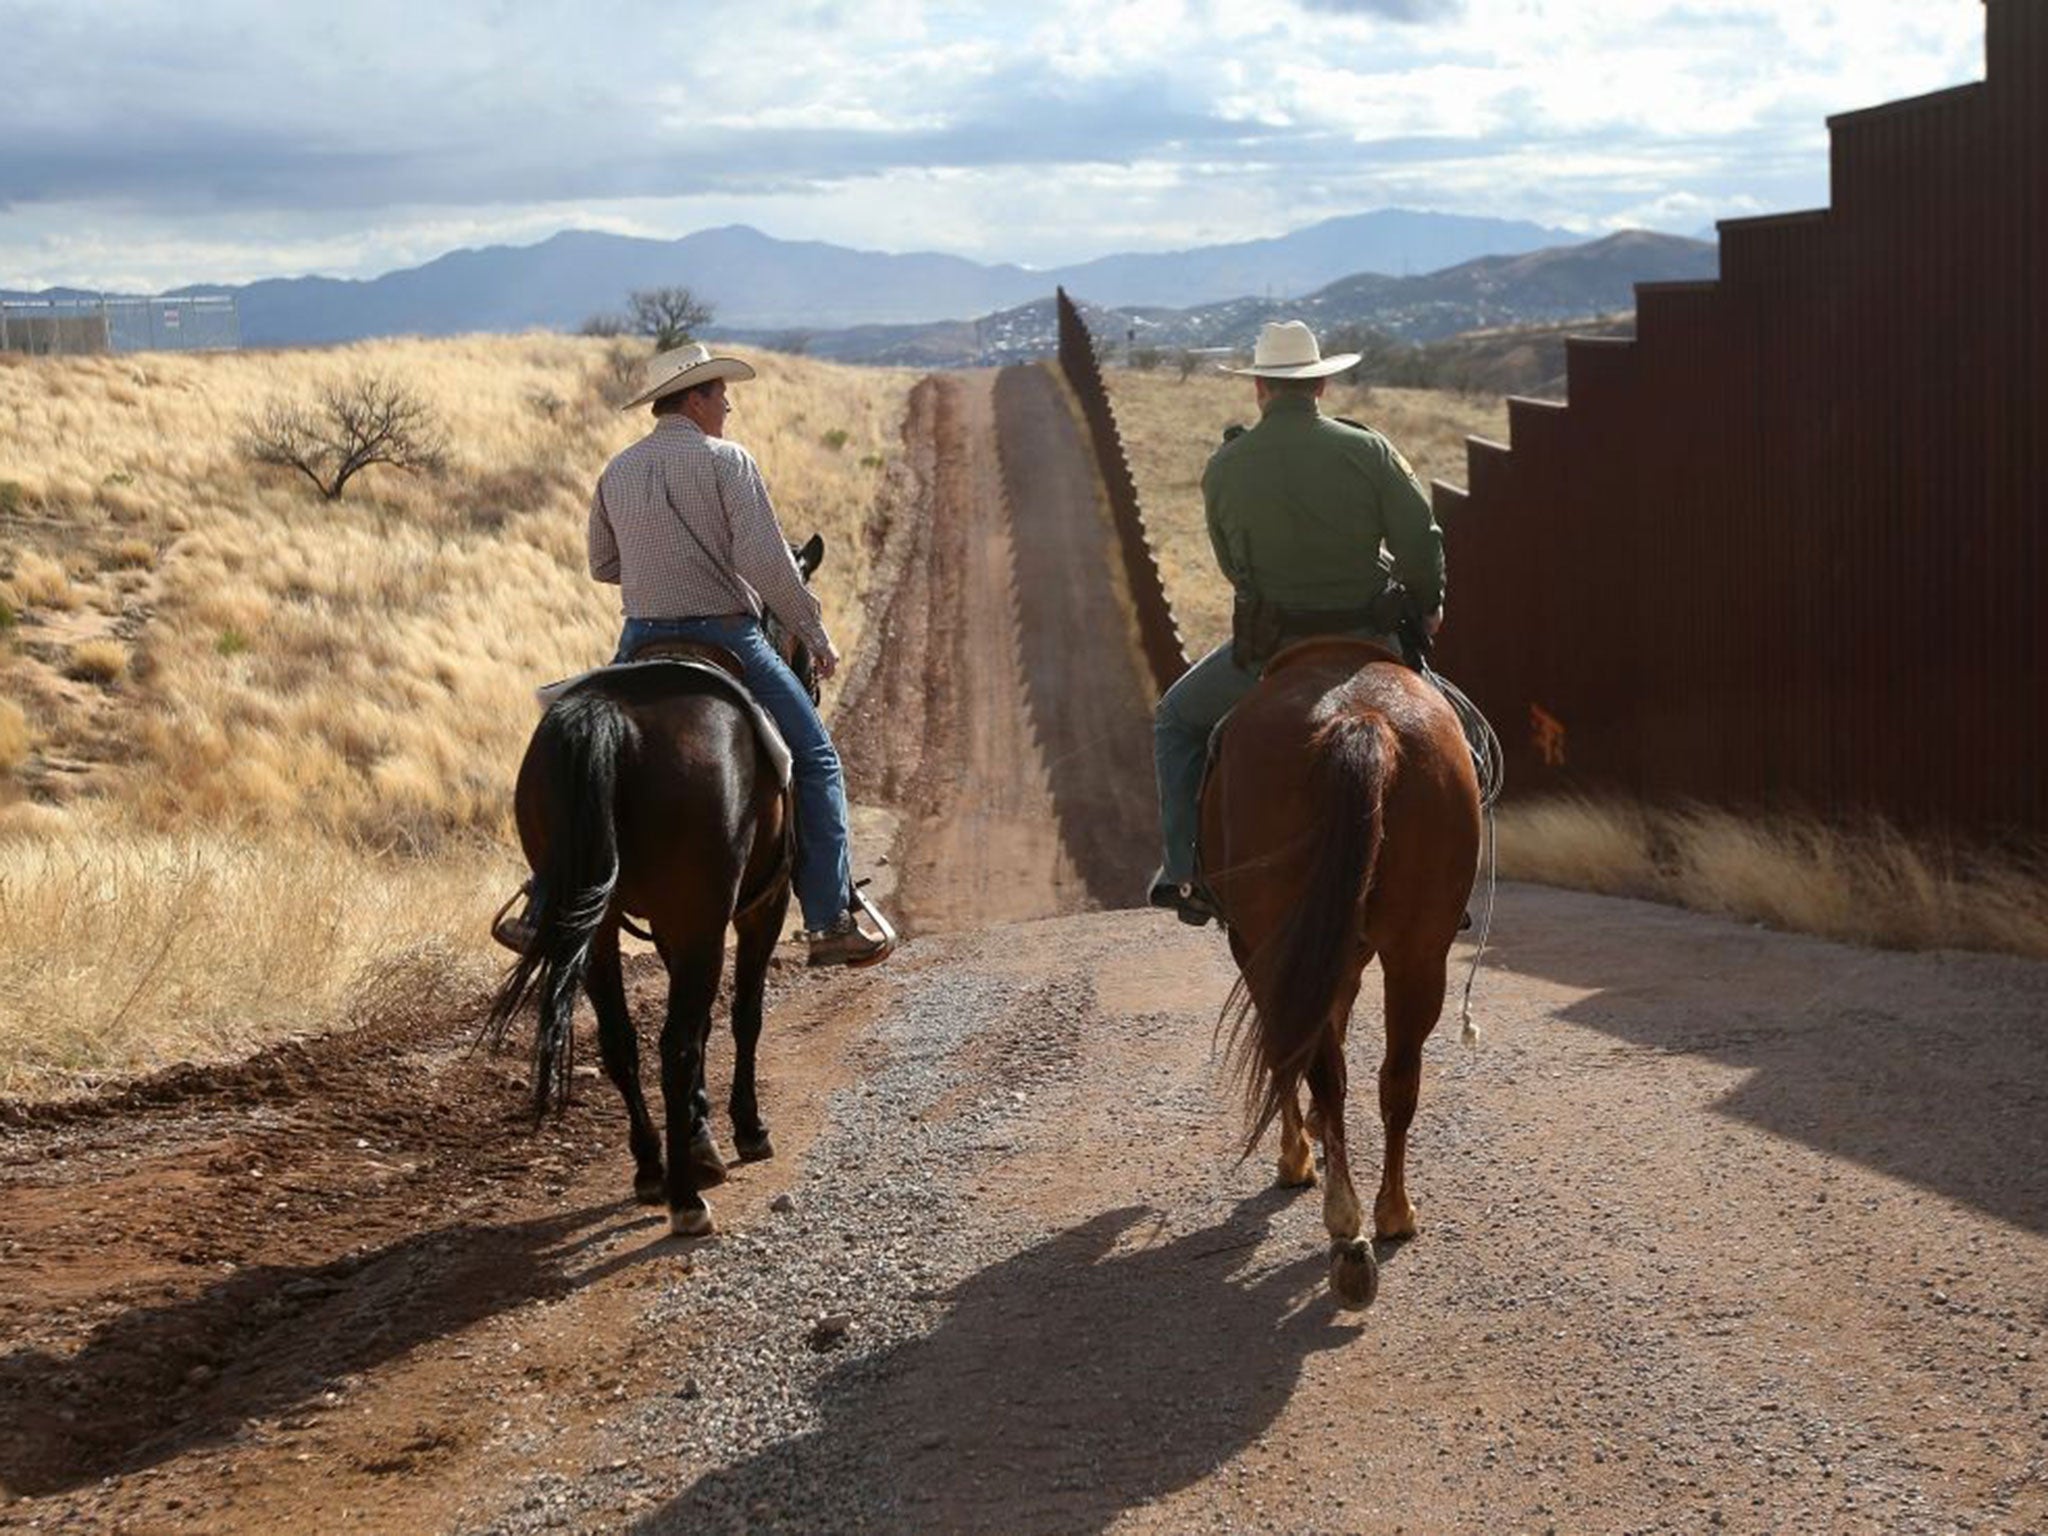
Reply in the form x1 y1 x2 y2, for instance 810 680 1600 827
533 641 794 788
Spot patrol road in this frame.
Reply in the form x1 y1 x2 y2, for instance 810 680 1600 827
1 367 2045 1533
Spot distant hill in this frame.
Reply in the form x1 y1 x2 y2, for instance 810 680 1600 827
2 210 1588 346
762 232 1718 366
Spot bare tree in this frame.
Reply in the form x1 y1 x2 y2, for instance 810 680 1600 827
578 312 629 338
627 287 715 351
242 374 449 501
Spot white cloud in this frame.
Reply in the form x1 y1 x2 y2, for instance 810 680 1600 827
0 0 1996 290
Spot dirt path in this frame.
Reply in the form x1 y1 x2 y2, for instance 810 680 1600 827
833 366 1157 935
2 369 2045 1534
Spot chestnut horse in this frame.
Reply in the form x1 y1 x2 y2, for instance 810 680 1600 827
485 569 819 1240
1200 637 1480 1307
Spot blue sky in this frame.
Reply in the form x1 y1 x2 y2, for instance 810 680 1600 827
0 0 1990 292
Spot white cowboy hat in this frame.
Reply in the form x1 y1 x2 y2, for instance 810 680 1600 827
620 342 757 411
1220 320 1360 380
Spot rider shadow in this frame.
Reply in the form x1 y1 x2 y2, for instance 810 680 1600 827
637 1189 1363 1536
0 1199 648 1499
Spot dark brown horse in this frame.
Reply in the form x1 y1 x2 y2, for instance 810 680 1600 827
1200 637 1480 1307
485 550 822 1239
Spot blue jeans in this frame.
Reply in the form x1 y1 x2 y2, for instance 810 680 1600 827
615 616 851 932
1153 631 1399 887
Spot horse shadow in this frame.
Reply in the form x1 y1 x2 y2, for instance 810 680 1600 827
1483 883 2048 1236
0 1199 659 1499
636 1190 1366 1536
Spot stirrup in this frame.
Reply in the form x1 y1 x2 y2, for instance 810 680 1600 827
491 883 537 953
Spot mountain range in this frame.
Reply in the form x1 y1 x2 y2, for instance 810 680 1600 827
3 210 1597 345
748 231 1719 368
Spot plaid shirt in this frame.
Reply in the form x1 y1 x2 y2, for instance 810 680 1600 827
587 416 830 656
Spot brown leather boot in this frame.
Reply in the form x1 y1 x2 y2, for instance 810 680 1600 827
806 912 889 968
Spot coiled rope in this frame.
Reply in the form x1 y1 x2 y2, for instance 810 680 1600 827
1415 656 1504 1046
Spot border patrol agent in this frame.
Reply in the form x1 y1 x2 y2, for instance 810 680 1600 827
1150 319 1447 924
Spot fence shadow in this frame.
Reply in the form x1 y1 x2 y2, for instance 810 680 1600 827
1485 883 2048 1236
638 1192 1362 1535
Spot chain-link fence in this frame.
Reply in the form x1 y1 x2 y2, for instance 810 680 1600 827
0 296 239 356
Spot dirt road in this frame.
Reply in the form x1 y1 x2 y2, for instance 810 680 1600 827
2 368 2044 1534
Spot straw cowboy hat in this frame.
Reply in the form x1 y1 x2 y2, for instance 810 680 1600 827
1220 320 1360 379
621 342 758 411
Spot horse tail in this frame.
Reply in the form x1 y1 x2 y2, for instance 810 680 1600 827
484 690 629 1119
1228 702 1392 1156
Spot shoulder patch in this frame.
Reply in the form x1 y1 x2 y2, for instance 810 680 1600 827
1332 415 1371 432
1222 423 1247 442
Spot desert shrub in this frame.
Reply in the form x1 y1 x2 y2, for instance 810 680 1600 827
0 596 16 630
105 538 156 570
0 481 26 516
216 627 251 657
0 697 29 773
65 639 127 683
4 551 76 611
241 373 449 501
820 428 851 451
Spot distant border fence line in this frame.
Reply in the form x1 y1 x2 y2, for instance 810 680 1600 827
1430 0 2047 845
0 296 240 356
1054 287 1189 693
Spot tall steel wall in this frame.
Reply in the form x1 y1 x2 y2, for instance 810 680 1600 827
1055 287 1190 693
1433 0 2047 845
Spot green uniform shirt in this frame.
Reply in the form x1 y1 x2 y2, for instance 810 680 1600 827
1202 394 1445 614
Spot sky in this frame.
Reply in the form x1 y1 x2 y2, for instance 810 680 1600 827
0 0 1992 293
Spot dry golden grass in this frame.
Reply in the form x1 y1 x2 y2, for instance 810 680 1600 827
3 549 80 611
0 697 28 773
0 813 507 1094
0 334 915 1094
1102 367 1508 657
1499 796 2048 960
63 638 127 684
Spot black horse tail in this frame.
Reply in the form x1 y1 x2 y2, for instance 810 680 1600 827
1230 700 1391 1156
485 690 629 1119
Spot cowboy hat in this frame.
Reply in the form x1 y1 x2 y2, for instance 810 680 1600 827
620 342 757 411
1220 320 1360 380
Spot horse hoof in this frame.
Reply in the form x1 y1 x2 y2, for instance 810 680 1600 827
688 1134 730 1190
1328 1238 1379 1310
734 1129 774 1163
670 1203 715 1239
633 1172 665 1206
1276 1162 1317 1190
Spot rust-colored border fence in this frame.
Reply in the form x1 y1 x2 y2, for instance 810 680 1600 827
1055 288 1189 692
1432 0 2047 845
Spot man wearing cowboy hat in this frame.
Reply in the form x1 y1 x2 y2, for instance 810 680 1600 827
1150 319 1446 925
567 341 887 965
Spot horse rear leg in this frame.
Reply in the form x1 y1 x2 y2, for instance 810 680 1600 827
588 924 664 1205
1374 952 1448 1241
1308 1047 1378 1309
1277 1095 1316 1188
727 883 790 1164
659 935 728 1237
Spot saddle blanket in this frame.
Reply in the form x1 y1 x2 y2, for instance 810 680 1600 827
534 660 794 789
